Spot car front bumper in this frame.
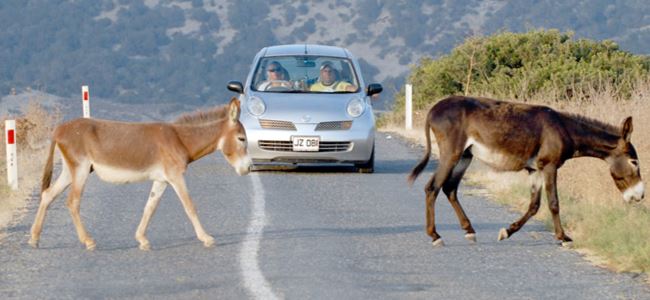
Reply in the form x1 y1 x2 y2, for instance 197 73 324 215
243 120 375 165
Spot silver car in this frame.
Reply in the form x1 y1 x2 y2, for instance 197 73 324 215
227 44 382 173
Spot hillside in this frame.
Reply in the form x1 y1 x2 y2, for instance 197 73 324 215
1 0 649 109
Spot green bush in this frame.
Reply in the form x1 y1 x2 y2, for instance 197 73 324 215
394 29 650 112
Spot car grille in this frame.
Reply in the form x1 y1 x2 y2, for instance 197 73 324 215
258 140 352 152
315 121 353 131
258 119 296 130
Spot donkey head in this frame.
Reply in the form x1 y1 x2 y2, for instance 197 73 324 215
608 117 644 203
220 97 252 175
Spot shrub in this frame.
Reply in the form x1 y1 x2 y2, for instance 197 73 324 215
393 29 650 112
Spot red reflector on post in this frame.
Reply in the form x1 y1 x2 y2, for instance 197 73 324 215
7 129 15 144
83 91 89 101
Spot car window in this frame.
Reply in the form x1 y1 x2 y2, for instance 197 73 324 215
251 56 360 93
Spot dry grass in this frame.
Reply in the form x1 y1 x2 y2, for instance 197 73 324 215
381 80 650 276
0 98 61 241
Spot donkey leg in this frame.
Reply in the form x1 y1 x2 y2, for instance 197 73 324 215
424 175 442 246
499 171 543 241
135 181 168 251
168 176 215 247
29 164 72 248
543 167 572 243
424 150 464 247
442 149 476 243
66 163 96 250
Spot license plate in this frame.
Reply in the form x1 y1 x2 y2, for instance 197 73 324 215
292 136 320 152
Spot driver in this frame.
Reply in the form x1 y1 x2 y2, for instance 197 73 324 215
257 61 291 91
309 61 356 92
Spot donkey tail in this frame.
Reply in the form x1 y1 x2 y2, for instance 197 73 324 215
41 141 56 192
408 118 432 186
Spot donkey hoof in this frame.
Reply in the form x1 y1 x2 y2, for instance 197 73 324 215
432 238 445 247
465 233 477 243
497 228 509 241
203 237 215 248
561 241 574 248
28 238 39 249
138 242 151 251
85 240 97 251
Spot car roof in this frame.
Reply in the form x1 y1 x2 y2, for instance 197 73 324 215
261 44 351 58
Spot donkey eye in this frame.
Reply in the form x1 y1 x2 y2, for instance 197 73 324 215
611 172 624 181
237 136 246 143
630 160 639 167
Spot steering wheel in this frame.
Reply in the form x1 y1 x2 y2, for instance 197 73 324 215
264 80 292 91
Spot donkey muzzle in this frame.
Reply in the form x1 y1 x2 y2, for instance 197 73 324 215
235 156 253 176
623 181 645 203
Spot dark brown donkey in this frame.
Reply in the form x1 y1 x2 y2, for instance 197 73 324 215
408 96 644 247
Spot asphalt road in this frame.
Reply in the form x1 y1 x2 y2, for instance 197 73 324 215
1 132 648 299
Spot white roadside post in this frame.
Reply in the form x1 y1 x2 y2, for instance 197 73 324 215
405 84 413 130
5 120 18 190
82 85 90 118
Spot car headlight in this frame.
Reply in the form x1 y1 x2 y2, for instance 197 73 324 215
346 97 365 118
247 96 266 116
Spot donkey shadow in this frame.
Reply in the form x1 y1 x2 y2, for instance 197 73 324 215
21 220 552 251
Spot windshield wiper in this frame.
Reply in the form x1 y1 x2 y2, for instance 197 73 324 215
270 90 305 93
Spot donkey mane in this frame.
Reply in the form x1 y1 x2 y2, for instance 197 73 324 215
174 105 229 125
560 111 621 137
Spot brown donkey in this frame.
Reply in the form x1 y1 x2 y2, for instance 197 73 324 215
408 96 644 247
29 98 252 251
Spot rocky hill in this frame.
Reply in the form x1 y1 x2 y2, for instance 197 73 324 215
1 0 648 109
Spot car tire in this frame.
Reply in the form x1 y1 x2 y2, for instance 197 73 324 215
356 146 374 173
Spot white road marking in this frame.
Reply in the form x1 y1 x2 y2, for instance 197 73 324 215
239 173 279 300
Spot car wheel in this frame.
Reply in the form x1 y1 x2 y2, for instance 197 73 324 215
356 147 374 173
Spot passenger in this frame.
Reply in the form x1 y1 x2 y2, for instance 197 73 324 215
257 61 291 91
309 61 356 92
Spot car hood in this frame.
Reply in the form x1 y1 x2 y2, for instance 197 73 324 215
246 92 362 123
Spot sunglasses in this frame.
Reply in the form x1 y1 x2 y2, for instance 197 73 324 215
267 68 280 73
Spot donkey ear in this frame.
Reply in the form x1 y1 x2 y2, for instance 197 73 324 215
228 97 241 122
621 116 633 142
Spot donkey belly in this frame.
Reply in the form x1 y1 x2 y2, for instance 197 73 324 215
92 163 165 184
466 138 527 171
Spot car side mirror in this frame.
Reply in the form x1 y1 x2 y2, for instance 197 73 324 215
366 83 383 97
227 81 244 94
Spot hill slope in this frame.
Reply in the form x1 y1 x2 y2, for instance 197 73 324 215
1 0 648 109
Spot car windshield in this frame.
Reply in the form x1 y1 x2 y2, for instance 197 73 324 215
251 56 360 93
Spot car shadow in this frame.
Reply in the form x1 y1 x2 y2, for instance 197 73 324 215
253 164 356 173
251 159 438 175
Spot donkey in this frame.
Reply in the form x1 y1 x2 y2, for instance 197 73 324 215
29 97 252 251
408 96 644 247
